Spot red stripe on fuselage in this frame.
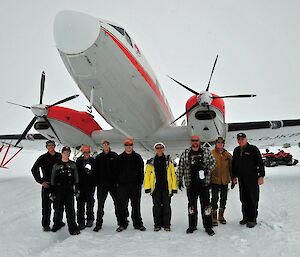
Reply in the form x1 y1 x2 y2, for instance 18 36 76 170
102 28 173 121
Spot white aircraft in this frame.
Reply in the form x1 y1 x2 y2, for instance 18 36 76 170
1 10 300 167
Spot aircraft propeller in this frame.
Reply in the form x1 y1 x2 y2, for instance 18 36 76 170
8 71 79 147
168 55 256 127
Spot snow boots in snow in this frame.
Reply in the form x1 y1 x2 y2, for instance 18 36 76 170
212 210 218 226
218 208 227 224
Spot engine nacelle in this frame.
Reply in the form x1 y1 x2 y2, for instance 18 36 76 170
34 106 102 149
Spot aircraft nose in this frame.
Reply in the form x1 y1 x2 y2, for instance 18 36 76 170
53 10 101 54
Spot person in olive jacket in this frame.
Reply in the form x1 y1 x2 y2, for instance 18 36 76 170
116 138 146 232
232 133 265 228
210 137 232 226
144 142 177 232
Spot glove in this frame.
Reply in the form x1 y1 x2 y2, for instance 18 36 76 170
74 189 80 198
230 183 236 190
49 193 56 201
178 182 184 191
145 189 151 194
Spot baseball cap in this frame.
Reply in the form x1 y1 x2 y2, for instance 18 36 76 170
123 138 134 145
61 146 71 153
191 135 200 141
216 136 225 143
237 132 246 139
101 139 110 145
153 142 165 150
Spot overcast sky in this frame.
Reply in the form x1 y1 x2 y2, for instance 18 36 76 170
1 0 299 134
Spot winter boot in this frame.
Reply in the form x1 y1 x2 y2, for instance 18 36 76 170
205 228 215 236
154 226 161 232
86 220 94 227
93 224 102 232
212 210 218 226
78 223 86 230
218 208 227 224
239 219 247 225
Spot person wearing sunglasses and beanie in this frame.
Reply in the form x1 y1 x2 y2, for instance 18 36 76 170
177 135 216 236
75 145 96 230
116 138 146 232
144 142 177 232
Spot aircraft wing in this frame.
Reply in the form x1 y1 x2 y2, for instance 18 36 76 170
225 119 300 150
0 133 48 150
92 126 190 158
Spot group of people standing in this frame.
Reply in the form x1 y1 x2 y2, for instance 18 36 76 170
31 132 265 236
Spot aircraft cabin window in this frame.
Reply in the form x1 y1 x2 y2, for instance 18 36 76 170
108 24 125 36
124 31 133 47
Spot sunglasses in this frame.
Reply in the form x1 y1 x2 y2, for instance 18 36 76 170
124 144 133 146
155 146 164 150
191 140 199 142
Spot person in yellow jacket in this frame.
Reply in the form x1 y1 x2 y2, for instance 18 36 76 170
144 142 177 232
210 137 232 226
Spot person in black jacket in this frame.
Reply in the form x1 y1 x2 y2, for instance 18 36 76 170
93 140 120 232
51 146 80 235
116 138 146 232
76 145 96 230
232 133 265 228
31 140 62 231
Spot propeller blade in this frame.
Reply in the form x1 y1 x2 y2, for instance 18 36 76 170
7 101 31 109
46 94 79 109
40 71 45 104
212 94 256 99
206 55 218 91
207 105 220 136
170 102 199 125
43 116 62 144
15 117 37 147
167 76 199 95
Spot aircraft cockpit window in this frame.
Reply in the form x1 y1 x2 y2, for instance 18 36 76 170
124 31 133 47
109 24 125 35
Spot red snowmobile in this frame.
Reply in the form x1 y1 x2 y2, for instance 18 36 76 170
262 149 298 167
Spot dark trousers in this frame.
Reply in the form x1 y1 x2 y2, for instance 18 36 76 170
211 183 228 210
152 189 171 227
187 185 212 229
53 188 77 233
118 183 143 228
77 186 95 224
239 178 259 222
41 187 53 227
95 186 121 226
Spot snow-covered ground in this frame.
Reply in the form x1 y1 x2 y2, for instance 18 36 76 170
1 147 300 257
